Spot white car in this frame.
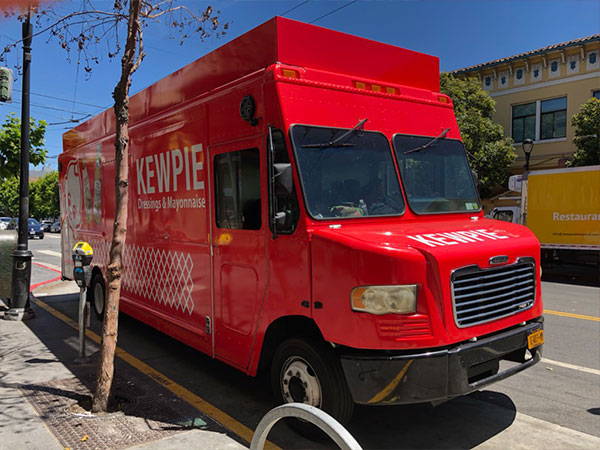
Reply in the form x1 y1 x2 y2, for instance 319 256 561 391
0 217 11 230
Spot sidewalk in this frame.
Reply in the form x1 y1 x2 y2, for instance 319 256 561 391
0 281 247 450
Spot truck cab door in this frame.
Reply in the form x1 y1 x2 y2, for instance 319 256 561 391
210 139 267 370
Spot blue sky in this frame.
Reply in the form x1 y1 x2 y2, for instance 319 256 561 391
0 0 599 171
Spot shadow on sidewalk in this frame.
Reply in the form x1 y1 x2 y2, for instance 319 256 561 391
17 293 247 449
20 291 521 450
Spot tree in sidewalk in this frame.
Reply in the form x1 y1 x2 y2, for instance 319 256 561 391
1 1 226 412
568 97 600 167
440 73 516 198
30 170 59 219
0 113 47 180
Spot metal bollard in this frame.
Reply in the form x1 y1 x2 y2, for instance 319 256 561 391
250 403 362 450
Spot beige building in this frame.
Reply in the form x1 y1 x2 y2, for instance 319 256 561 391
454 35 600 173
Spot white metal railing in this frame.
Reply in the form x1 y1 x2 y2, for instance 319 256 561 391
250 403 362 450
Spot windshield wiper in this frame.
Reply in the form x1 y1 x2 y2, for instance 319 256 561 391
301 118 368 148
403 128 450 154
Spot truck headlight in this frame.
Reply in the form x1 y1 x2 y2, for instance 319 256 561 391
351 285 417 315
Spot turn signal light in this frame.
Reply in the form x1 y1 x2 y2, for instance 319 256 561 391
281 69 299 79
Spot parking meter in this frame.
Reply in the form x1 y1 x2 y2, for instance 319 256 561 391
72 241 93 288
72 241 93 360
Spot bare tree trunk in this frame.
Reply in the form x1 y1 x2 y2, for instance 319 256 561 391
92 0 142 413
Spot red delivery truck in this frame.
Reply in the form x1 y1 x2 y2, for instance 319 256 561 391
59 17 544 426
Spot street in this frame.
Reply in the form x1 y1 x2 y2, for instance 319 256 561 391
28 235 600 449
28 233 62 289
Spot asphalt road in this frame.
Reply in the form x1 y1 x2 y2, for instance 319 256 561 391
29 236 600 448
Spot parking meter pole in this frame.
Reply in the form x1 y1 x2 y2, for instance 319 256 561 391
78 287 87 358
6 15 33 322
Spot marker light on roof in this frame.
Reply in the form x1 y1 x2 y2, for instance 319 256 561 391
354 81 398 95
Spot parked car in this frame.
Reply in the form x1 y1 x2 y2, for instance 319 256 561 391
8 217 44 239
50 221 61 233
0 217 11 230
27 218 44 239
9 218 45 239
41 219 54 232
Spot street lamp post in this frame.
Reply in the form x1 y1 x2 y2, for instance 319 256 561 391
6 11 33 321
523 138 534 172
521 138 534 226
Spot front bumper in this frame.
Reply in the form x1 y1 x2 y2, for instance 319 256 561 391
339 318 543 405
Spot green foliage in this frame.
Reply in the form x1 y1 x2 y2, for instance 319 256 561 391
0 176 19 216
0 113 47 180
30 171 59 219
568 97 600 167
0 171 59 218
440 73 516 198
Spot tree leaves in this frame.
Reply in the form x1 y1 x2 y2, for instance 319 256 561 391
568 97 600 167
30 170 59 219
440 74 515 198
0 113 47 180
0 175 19 216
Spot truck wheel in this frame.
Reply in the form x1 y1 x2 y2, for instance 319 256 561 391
271 338 354 437
88 272 106 320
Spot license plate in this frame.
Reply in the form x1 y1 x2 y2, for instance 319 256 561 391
527 329 544 349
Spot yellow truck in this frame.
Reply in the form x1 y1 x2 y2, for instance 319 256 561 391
490 165 600 276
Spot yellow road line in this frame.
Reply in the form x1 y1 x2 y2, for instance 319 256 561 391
32 298 280 450
544 309 600 322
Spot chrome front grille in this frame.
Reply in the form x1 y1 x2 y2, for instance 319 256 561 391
451 260 536 328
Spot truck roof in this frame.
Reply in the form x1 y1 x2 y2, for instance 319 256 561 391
63 16 440 152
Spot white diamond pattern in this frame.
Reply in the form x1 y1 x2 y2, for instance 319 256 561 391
86 238 195 316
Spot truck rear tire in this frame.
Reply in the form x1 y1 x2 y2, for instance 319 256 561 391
88 272 105 321
270 338 354 438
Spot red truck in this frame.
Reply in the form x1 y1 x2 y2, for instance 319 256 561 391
59 17 544 426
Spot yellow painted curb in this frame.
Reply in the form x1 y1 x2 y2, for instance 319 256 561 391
32 298 280 450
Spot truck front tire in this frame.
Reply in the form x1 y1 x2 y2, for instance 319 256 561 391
270 338 354 436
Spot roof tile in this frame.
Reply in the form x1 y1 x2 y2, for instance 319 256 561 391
453 34 600 74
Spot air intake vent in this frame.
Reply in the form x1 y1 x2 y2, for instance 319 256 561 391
451 261 535 328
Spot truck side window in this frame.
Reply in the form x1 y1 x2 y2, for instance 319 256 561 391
214 149 261 230
269 128 299 234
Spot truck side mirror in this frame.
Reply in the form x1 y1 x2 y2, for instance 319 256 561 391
273 163 293 194
268 127 299 237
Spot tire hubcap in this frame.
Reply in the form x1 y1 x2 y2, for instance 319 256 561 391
281 357 321 407
94 282 104 316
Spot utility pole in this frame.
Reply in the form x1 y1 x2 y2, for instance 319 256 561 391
6 10 33 321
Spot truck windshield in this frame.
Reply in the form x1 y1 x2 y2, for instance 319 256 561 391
291 125 404 219
393 134 480 214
